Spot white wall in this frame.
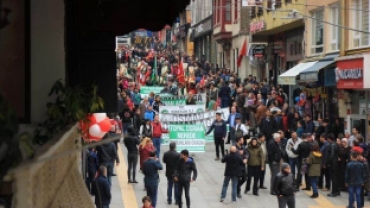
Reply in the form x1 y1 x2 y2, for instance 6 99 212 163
30 0 65 123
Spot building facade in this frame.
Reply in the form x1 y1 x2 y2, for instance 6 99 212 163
190 0 216 63
249 0 306 84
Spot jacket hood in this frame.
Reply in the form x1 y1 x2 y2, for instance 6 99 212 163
313 151 322 157
186 157 194 163
248 142 260 148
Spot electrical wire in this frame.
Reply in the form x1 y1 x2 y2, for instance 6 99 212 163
189 0 370 12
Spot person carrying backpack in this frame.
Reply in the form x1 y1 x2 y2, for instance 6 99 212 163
140 119 153 140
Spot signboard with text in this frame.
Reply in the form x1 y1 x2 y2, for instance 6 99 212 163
140 86 164 98
161 93 206 106
168 124 205 152
336 58 363 89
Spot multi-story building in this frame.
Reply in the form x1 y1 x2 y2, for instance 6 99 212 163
212 0 251 78
190 0 216 63
249 0 306 84
278 0 370 138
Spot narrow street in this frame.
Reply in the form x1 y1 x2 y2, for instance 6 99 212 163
111 142 357 208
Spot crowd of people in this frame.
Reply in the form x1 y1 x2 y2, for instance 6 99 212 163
84 43 370 208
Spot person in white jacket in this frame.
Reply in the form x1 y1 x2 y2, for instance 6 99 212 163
286 132 302 180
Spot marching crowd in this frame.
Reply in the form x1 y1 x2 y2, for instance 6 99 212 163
85 45 370 208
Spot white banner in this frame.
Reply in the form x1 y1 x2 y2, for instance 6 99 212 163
159 108 230 127
159 105 206 115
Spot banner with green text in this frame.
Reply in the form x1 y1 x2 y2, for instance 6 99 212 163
167 124 205 152
140 86 163 98
160 93 206 106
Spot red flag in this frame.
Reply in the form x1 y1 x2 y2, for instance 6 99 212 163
237 39 247 68
177 58 185 84
199 75 205 87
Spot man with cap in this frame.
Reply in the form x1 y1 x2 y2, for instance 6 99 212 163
273 163 296 208
206 112 227 160
227 107 241 145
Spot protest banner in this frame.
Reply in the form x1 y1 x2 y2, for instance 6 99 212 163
160 108 230 144
160 93 206 106
140 86 163 98
159 105 206 115
163 124 205 152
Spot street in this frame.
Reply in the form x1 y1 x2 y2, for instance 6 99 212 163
109 142 362 208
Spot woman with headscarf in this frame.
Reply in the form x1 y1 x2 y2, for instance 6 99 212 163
307 144 322 198
245 137 265 196
338 138 351 191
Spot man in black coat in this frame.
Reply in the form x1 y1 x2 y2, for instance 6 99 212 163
291 133 313 191
260 109 277 143
273 163 296 208
268 132 283 195
326 133 340 197
235 137 249 198
92 165 112 208
163 142 180 205
174 150 198 208
220 146 244 203
96 134 120 185
123 126 140 183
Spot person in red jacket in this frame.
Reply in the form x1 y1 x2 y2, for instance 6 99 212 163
152 114 169 158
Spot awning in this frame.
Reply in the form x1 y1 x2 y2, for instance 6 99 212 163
299 59 336 82
278 62 317 85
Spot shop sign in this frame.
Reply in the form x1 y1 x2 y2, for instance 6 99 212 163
178 24 188 38
336 58 364 89
249 20 265 33
273 40 284 53
278 76 296 85
194 17 212 38
252 45 265 57
300 73 318 82
286 36 303 61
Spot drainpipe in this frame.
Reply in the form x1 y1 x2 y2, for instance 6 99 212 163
339 0 345 57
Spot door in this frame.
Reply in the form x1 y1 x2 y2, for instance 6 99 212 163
350 114 366 137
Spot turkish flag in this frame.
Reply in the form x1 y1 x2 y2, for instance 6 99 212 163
177 58 185 84
237 39 247 69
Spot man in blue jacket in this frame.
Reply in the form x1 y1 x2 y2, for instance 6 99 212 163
143 150 163 208
226 107 241 145
206 112 227 160
92 166 111 208
304 115 315 134
345 151 366 208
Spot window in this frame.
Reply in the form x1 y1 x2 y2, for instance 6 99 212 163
234 0 238 22
225 0 232 21
256 0 263 16
311 10 324 54
249 6 256 18
352 0 369 47
330 4 340 51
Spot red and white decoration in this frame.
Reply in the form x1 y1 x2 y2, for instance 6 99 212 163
80 113 111 142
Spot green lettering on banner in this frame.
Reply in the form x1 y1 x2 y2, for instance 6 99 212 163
163 124 205 152
160 93 206 106
140 86 163 98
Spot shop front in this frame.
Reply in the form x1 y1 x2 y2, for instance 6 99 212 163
335 55 370 140
298 54 338 123
191 15 214 62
